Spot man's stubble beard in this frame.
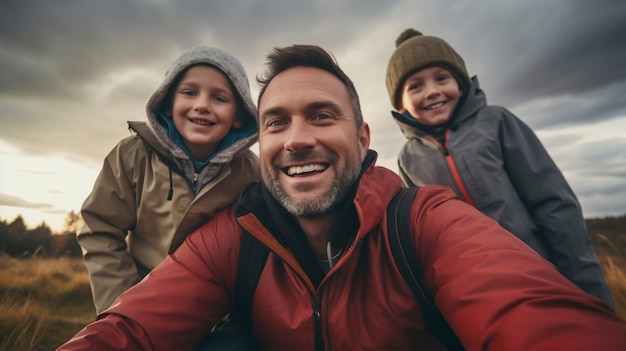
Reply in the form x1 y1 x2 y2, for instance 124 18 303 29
262 149 362 218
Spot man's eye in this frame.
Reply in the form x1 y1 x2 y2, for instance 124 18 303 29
313 113 332 121
267 119 285 128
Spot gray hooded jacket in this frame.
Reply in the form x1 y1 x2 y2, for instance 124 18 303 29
392 76 614 307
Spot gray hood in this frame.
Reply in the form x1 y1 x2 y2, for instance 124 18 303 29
145 45 258 166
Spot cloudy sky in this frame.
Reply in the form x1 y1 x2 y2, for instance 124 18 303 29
1 0 625 232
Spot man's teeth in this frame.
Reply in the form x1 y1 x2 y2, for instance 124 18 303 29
425 102 445 110
287 164 327 176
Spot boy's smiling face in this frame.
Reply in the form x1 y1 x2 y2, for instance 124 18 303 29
399 66 461 127
171 64 241 161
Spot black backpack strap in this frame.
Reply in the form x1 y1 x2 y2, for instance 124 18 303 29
234 229 270 322
387 187 465 351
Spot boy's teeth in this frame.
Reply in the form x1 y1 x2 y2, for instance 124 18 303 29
426 102 444 110
191 118 210 125
287 164 326 176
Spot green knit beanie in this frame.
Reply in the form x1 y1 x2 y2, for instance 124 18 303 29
386 28 470 110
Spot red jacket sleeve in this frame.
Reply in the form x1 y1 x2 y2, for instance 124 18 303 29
412 185 626 351
57 209 241 351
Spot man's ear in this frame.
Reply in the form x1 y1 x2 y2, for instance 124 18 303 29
359 122 371 160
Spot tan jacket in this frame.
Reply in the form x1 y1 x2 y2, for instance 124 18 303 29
78 122 260 313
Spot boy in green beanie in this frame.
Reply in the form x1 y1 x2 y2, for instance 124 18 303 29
385 28 614 307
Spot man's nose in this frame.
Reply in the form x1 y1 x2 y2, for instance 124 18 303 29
284 118 315 152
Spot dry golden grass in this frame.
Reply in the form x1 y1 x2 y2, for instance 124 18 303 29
0 296 45 351
601 256 626 319
0 250 624 350
0 255 95 351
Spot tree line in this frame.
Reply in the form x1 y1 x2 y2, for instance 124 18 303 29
0 211 83 257
1 210 624 259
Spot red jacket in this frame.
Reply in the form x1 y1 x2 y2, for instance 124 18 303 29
58 164 626 351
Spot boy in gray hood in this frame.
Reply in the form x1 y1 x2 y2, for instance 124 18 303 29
78 45 261 314
385 29 614 307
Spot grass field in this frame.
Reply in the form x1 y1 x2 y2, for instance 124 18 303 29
0 250 625 350
601 255 626 315
0 255 95 351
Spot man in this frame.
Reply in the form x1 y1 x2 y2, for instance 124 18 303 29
58 45 626 351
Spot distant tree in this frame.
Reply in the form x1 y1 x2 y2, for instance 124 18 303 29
65 233 82 256
28 223 53 256
0 216 54 256
63 210 84 235
0 212 85 257
5 216 28 255
8 215 27 236
0 218 8 252
50 232 82 257
46 210 85 256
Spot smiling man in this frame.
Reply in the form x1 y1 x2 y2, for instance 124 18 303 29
58 45 626 351
258 63 368 259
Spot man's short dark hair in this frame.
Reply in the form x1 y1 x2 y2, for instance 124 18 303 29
256 45 364 127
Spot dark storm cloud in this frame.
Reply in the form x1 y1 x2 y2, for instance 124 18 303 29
509 81 626 129
0 0 209 98
0 0 400 162
1 0 625 222
455 0 626 128
0 0 395 99
504 0 626 96
0 96 126 164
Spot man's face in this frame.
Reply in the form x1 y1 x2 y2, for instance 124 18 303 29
258 66 370 217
